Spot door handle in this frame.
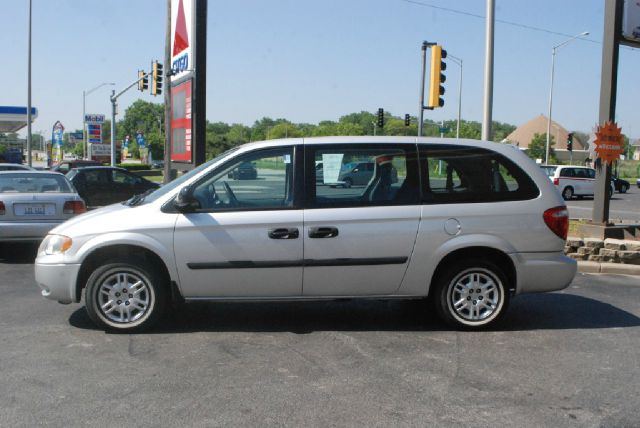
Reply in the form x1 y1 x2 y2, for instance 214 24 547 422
268 228 299 239
308 226 339 238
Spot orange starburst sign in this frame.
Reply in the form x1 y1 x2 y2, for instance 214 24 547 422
594 121 624 164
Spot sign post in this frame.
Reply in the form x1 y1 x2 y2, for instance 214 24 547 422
168 0 206 169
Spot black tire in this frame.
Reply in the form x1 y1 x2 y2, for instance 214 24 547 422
608 187 613 199
562 186 574 200
620 184 628 194
343 177 353 188
433 259 510 330
84 260 167 332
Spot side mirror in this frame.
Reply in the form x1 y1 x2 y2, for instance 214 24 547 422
174 186 200 213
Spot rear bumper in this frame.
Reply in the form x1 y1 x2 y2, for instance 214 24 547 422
35 262 81 304
512 251 577 294
0 221 64 242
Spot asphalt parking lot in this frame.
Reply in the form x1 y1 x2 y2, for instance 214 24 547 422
566 186 640 222
1 244 639 427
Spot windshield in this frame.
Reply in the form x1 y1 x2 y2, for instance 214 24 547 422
137 147 241 205
539 166 556 177
0 173 74 193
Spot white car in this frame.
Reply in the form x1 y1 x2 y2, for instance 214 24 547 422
35 137 576 332
0 171 87 242
541 165 613 200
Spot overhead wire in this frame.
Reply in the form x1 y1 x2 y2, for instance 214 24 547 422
399 0 601 44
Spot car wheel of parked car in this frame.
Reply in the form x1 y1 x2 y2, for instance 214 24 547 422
343 177 353 188
620 184 628 194
434 259 510 330
85 260 167 332
561 186 573 200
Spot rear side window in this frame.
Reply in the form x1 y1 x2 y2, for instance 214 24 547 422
420 145 539 204
306 144 420 208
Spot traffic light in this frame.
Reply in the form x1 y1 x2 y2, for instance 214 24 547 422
138 70 148 92
377 108 384 128
567 132 574 152
427 45 447 108
404 114 410 126
151 61 163 96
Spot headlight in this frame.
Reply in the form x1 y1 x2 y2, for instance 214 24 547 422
41 234 73 255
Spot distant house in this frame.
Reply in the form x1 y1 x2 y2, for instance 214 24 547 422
504 115 588 163
631 139 640 161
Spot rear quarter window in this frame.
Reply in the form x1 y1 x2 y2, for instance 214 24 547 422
419 145 539 204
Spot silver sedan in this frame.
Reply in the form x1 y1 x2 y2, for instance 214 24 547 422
0 171 86 242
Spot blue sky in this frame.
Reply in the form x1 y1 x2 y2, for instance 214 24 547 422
3 0 640 139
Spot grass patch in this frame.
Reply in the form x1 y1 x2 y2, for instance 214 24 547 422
568 219 588 238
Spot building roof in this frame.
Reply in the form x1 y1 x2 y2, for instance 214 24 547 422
0 106 38 133
505 114 584 150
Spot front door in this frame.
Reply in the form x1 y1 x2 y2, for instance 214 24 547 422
302 143 421 296
173 146 303 298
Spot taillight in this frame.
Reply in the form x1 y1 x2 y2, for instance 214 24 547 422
553 177 559 186
0 201 4 215
543 206 569 240
63 200 87 214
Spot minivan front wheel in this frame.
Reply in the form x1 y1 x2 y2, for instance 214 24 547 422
434 260 509 330
85 261 167 332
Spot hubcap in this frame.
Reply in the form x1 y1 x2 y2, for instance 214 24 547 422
447 269 502 323
97 272 151 324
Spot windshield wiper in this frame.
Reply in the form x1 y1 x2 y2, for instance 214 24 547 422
125 188 155 206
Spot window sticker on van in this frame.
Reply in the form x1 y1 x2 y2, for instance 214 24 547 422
321 154 344 184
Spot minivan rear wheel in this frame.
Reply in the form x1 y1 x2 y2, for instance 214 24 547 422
433 259 510 330
85 260 167 332
561 186 574 200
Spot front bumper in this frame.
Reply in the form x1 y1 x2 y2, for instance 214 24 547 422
35 262 81 304
512 251 577 295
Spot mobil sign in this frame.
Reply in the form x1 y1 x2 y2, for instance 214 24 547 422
171 0 194 81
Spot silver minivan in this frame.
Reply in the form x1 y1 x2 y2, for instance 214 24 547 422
35 137 576 332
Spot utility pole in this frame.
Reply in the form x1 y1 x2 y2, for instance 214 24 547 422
481 0 494 141
593 0 622 225
27 0 33 167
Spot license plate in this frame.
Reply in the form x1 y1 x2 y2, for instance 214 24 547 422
14 203 56 216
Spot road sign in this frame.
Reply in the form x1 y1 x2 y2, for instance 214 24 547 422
594 121 624 164
87 123 102 144
136 132 146 148
84 114 105 124
70 131 84 142
439 127 450 133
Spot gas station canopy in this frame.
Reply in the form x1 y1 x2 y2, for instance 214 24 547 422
0 106 38 133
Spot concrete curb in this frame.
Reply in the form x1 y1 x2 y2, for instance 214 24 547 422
577 261 640 275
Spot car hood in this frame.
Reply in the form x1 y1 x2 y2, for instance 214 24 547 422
48 203 131 237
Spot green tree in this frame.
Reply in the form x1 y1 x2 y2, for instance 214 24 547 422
118 100 165 160
527 133 556 163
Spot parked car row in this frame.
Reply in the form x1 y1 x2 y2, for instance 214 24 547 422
1 165 159 243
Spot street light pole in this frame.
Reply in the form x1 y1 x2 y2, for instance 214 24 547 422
448 54 463 139
83 82 114 159
545 31 589 164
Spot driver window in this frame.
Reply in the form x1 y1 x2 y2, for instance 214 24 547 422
192 147 294 210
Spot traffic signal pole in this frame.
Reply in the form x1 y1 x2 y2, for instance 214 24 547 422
109 72 151 166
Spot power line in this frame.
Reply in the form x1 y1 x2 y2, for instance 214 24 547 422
399 0 600 44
